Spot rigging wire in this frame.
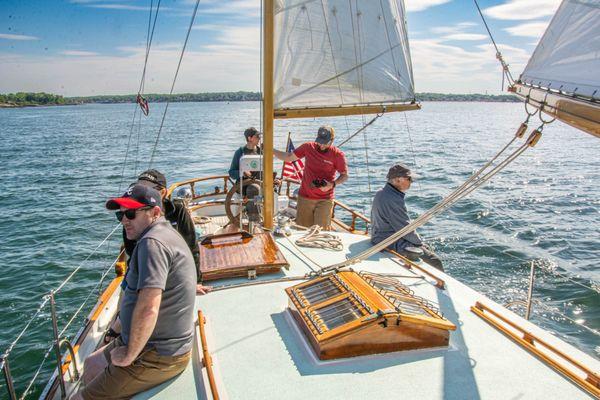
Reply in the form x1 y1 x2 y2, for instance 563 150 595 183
337 112 383 147
403 112 423 193
533 300 600 338
116 0 161 192
473 0 515 86
148 0 201 167
501 250 600 294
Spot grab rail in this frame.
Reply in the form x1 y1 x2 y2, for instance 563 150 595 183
197 310 219 400
471 301 600 398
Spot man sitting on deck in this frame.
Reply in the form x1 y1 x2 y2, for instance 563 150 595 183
73 184 197 399
371 163 444 271
273 126 348 230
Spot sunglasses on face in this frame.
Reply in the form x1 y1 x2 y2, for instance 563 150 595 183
406 176 413 182
116 207 152 222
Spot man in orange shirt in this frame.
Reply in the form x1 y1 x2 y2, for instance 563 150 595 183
274 126 348 229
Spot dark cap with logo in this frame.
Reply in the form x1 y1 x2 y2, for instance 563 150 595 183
386 163 419 180
315 126 335 145
137 169 167 189
244 127 261 140
106 184 163 210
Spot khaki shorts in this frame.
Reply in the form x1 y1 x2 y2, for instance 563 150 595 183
296 196 334 230
81 338 190 400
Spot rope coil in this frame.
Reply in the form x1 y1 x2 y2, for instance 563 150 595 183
295 225 343 251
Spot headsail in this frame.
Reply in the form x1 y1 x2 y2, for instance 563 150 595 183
511 0 600 137
273 0 417 118
519 0 600 99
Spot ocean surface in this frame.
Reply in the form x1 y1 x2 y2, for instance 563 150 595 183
0 101 598 397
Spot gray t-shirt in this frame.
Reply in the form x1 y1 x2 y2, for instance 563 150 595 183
120 217 196 356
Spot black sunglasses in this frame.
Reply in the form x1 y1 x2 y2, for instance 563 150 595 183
116 206 152 222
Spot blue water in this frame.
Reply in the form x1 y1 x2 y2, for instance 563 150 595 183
0 101 598 397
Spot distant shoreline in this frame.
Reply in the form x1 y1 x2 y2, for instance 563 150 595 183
1 91 520 108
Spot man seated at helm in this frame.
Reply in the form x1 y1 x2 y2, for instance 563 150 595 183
371 163 444 271
229 127 263 195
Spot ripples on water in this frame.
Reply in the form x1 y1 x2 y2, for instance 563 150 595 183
0 101 598 396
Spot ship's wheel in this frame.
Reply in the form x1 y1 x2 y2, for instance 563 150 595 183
224 179 263 227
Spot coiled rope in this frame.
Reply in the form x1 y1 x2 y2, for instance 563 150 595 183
295 225 344 251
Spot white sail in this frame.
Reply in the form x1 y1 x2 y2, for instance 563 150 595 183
273 0 415 110
519 0 600 99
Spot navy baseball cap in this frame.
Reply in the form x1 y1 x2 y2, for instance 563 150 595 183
315 126 335 144
106 184 163 210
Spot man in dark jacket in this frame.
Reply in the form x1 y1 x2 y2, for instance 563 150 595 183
229 127 262 182
371 163 443 271
123 170 201 279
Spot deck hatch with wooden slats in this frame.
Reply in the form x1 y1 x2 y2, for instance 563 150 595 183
285 271 456 360
199 232 289 281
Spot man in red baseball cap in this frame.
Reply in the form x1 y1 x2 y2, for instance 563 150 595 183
74 183 197 399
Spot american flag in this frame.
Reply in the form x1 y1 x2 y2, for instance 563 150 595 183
281 136 304 182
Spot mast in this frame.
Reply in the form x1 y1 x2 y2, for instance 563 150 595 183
262 0 274 229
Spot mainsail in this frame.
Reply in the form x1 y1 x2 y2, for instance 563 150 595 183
511 0 600 137
273 0 415 116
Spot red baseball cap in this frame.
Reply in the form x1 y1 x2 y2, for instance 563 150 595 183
105 184 163 210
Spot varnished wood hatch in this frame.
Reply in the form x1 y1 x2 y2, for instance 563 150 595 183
285 271 456 360
199 231 289 281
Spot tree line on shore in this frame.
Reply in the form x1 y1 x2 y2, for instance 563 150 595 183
1 91 519 107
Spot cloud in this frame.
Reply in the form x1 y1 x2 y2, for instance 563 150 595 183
409 38 531 93
429 22 487 41
0 25 261 96
442 33 488 41
483 0 561 20
87 4 154 11
505 21 550 38
0 33 39 41
200 0 259 16
405 0 451 12
61 50 100 56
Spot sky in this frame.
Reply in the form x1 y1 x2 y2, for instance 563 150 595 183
0 0 562 96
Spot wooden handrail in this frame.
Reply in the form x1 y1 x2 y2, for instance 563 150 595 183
167 175 231 199
386 249 445 289
471 301 600 398
332 199 370 234
197 310 219 400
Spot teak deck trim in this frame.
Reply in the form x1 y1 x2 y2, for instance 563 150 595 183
197 310 220 400
471 301 600 398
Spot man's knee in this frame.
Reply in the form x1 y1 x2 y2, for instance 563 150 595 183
82 347 108 385
69 391 84 400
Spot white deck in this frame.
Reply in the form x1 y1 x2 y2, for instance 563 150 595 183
136 231 599 400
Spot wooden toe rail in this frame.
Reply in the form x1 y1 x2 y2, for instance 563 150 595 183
471 302 600 398
197 310 220 400
386 249 445 289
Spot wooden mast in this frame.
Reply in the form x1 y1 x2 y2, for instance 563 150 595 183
262 0 274 229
